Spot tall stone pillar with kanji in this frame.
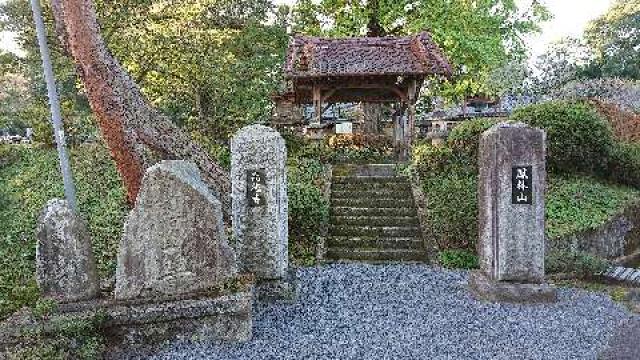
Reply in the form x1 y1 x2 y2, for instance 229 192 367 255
231 125 296 301
469 122 556 303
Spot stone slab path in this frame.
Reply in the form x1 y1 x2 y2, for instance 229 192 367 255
125 264 634 360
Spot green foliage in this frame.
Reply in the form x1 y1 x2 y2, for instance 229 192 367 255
287 157 329 266
511 101 615 175
287 159 329 240
438 249 479 270
0 144 127 320
422 172 478 250
608 142 640 189
10 311 107 360
584 0 640 80
447 118 500 161
546 250 610 279
545 175 640 240
32 298 58 320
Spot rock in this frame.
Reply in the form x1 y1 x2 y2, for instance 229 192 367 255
36 199 98 302
115 161 236 301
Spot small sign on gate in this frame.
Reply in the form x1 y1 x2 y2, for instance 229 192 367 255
512 166 533 205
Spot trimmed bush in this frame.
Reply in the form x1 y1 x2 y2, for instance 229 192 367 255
608 142 640 189
447 118 500 161
511 101 615 175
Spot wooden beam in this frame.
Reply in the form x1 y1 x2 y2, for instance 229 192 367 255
406 79 418 153
312 86 322 125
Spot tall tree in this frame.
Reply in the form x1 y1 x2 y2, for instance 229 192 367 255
47 0 232 216
585 0 640 80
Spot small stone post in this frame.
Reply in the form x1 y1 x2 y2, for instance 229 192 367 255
36 199 98 302
231 125 295 301
469 122 557 303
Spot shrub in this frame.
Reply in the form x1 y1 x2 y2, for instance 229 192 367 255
608 142 640 189
438 249 479 269
287 158 329 266
545 250 610 279
287 183 328 243
423 172 478 250
447 118 500 160
411 144 455 176
511 101 615 175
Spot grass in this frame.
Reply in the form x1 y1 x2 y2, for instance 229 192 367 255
546 175 640 240
0 143 128 320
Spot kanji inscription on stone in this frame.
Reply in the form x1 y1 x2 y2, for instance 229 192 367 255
247 170 267 207
512 166 533 205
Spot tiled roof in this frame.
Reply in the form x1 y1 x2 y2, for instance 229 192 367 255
284 32 452 79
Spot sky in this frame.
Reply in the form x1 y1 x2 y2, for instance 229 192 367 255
1 0 614 60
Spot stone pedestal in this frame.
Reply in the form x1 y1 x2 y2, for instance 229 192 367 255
36 199 98 302
231 125 295 301
470 122 556 303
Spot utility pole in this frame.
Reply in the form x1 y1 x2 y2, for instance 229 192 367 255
30 0 78 211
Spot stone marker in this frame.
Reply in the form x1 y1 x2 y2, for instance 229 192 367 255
115 160 236 300
36 199 98 302
469 122 557 303
231 125 295 300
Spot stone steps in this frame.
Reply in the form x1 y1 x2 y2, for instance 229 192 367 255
331 198 414 208
326 165 425 263
331 189 413 199
330 225 420 238
602 266 640 285
332 182 413 191
327 236 423 250
331 215 419 227
331 207 417 217
325 248 427 262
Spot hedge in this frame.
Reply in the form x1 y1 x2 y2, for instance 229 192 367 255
511 101 615 176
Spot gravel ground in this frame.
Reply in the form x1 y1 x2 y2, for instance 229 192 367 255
135 264 632 360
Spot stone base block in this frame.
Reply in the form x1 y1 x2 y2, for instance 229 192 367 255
0 291 252 357
256 269 299 302
468 271 557 304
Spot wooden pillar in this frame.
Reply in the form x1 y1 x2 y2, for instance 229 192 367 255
396 103 408 161
406 79 417 157
312 86 322 125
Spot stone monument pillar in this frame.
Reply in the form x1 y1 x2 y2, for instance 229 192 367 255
231 125 295 301
469 122 557 303
36 199 98 302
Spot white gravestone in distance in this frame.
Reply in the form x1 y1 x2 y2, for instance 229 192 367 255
469 122 557 303
231 125 296 301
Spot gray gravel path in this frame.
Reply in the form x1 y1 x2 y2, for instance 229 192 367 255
142 264 632 360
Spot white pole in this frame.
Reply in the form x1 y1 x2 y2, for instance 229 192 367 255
30 0 78 211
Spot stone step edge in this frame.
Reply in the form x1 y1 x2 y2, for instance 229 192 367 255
325 248 427 261
327 237 424 250
600 266 640 285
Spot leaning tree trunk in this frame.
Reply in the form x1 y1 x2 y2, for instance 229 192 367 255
49 0 232 218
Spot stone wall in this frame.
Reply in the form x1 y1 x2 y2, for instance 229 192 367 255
547 201 640 260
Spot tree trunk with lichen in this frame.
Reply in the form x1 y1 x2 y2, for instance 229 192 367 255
49 0 231 218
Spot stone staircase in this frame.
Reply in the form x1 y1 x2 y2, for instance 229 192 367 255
326 165 426 262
